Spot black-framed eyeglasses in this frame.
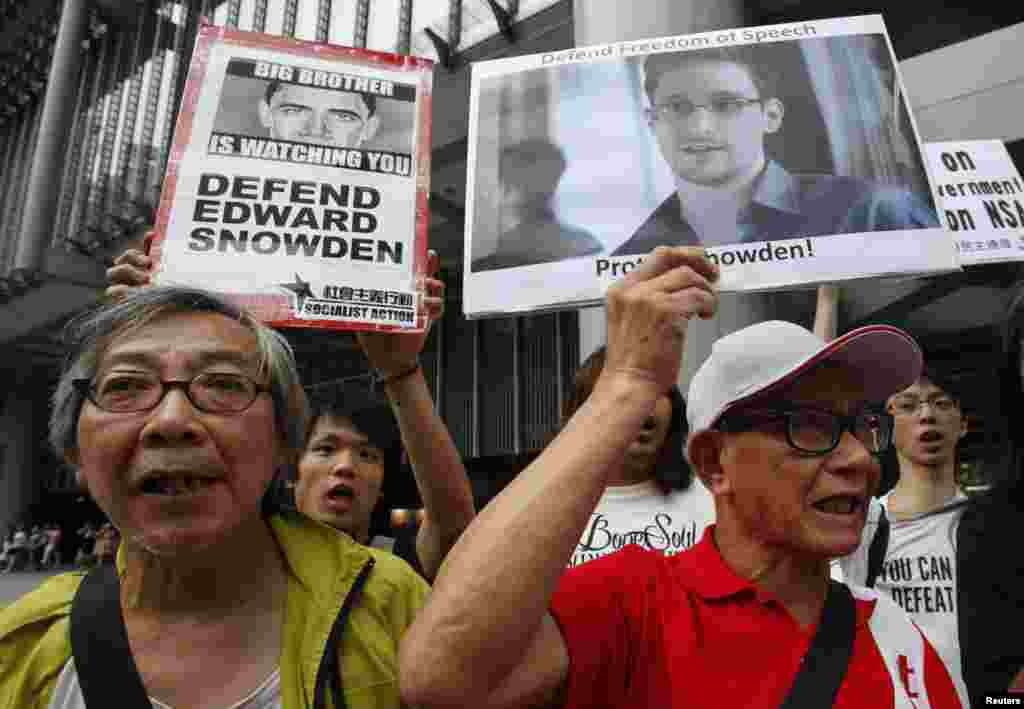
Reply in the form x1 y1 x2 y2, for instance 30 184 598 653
716 406 893 456
646 96 763 122
73 371 266 414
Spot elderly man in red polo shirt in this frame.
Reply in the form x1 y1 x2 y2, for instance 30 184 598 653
399 246 961 709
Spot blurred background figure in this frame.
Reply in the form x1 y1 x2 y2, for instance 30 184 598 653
40 523 64 569
472 139 604 272
74 522 97 568
27 526 47 570
1 526 29 573
0 529 15 573
92 522 119 567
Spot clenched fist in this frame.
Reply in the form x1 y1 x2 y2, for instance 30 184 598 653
603 246 719 396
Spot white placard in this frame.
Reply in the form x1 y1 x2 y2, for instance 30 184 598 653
925 140 1024 264
463 15 958 319
152 26 433 332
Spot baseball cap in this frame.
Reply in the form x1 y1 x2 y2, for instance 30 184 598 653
687 320 922 435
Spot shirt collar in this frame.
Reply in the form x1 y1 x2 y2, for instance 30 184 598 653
269 509 371 595
676 525 755 600
677 525 874 627
750 160 802 215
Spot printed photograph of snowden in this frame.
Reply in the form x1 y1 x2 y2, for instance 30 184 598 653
467 33 940 273
211 59 417 156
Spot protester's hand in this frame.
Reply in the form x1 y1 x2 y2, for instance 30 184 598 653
603 246 718 395
105 236 154 300
357 250 445 377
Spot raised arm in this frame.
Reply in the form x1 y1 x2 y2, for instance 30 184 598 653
357 251 475 580
399 247 719 709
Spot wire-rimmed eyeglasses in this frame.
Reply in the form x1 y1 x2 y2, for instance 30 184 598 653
646 96 763 122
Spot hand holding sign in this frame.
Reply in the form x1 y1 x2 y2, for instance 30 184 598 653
358 250 444 377
105 231 155 300
603 246 718 396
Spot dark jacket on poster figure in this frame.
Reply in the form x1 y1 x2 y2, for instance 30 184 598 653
612 161 940 255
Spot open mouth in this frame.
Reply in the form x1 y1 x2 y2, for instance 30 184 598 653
919 431 944 443
812 495 862 516
140 476 216 496
325 484 355 501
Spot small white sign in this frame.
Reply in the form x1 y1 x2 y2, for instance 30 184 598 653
925 140 1024 265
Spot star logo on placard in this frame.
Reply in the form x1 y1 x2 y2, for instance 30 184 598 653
280 274 315 311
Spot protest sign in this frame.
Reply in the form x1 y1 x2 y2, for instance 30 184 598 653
151 24 433 331
463 15 958 319
925 140 1024 264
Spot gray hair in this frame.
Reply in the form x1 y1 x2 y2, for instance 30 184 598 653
50 286 309 465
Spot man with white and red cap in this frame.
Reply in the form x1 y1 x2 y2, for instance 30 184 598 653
399 246 961 709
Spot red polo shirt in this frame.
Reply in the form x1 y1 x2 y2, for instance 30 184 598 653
549 527 960 708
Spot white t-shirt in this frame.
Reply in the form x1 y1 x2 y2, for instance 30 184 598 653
569 478 716 568
837 492 970 708
48 659 282 709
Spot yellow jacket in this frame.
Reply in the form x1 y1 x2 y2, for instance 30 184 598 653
0 511 429 708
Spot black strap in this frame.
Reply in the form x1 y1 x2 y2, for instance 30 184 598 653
70 563 152 708
70 557 375 709
779 581 857 709
314 559 375 709
865 509 891 588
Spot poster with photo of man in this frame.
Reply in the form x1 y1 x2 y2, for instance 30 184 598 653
463 15 958 319
152 24 433 331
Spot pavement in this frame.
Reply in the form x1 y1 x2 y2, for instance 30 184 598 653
0 567 73 609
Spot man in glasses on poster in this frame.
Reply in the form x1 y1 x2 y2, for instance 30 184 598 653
612 45 939 255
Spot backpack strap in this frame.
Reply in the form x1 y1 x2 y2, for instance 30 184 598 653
865 507 891 588
313 558 375 709
70 563 152 708
71 557 374 709
778 581 857 709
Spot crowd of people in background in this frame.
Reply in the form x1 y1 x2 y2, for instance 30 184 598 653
2 240 1023 709
1 520 117 573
